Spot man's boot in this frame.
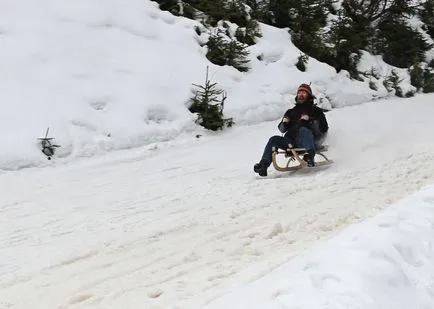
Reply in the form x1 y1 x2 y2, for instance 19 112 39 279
254 160 268 176
303 150 315 167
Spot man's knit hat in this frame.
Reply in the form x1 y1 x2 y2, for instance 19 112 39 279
297 83 313 97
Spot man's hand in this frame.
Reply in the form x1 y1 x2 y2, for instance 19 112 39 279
278 118 289 133
300 114 309 121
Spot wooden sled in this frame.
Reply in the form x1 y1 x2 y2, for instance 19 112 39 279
271 144 333 172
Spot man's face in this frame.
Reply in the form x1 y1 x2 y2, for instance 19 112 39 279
296 90 308 103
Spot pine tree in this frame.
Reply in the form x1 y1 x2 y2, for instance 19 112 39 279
206 35 250 72
188 67 234 131
342 0 422 24
419 0 434 38
410 63 434 93
374 21 431 68
244 0 270 20
266 0 328 63
235 19 262 46
323 8 372 78
422 69 434 93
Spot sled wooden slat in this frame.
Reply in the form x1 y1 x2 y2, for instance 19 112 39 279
271 145 333 172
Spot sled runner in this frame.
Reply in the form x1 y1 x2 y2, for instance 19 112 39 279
271 144 333 172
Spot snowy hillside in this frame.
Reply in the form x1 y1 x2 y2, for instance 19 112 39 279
0 0 421 171
2 94 434 309
2 1 434 308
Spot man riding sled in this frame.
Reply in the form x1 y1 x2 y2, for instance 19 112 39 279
254 83 329 177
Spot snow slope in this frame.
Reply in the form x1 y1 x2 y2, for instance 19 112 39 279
0 0 412 171
2 94 434 309
2 0 434 308
203 184 434 309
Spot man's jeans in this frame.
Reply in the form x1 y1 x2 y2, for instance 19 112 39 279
260 126 316 167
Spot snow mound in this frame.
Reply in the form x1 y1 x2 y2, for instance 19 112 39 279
203 184 434 309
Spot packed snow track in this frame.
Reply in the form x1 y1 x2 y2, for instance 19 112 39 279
1 96 434 309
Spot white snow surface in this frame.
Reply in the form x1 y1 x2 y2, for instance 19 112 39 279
203 184 434 309
2 94 434 309
2 1 434 308
0 0 419 171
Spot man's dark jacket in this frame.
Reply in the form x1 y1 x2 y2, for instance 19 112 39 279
277 99 329 140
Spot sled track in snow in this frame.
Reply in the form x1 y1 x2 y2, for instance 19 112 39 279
2 98 434 309
2 148 433 309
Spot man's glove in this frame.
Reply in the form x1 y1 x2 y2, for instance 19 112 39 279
278 117 290 133
299 114 311 128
